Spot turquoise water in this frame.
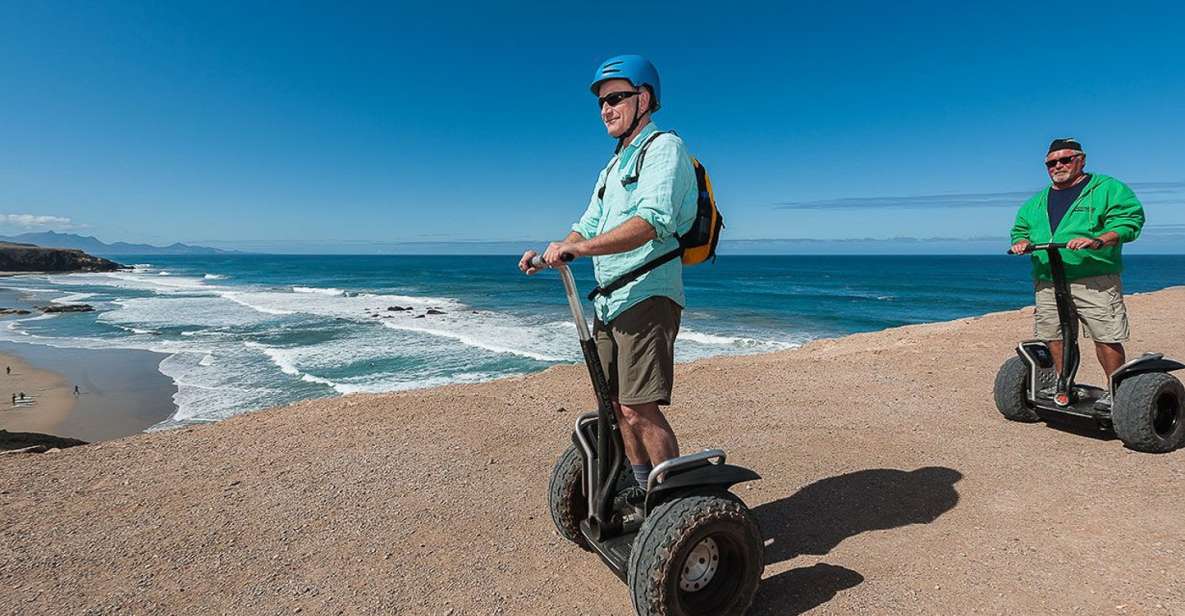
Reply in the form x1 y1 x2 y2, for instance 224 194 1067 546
2 254 1183 427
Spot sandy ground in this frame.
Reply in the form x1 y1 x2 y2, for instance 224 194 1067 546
2 287 1184 615
0 354 77 435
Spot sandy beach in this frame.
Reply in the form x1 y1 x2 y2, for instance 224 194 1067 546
0 342 177 443
0 354 78 436
2 286 1184 615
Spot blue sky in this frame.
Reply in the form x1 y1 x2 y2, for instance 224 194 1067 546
1 1 1182 253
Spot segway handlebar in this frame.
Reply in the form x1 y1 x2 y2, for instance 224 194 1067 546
1008 242 1068 255
528 252 575 270
527 252 590 341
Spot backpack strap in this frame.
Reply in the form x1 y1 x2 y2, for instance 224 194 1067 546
586 246 683 301
620 131 672 187
587 130 684 300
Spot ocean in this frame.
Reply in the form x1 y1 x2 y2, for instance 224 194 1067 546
2 254 1183 428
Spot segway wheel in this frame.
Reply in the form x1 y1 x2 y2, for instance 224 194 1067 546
547 444 590 551
1112 372 1185 453
994 356 1047 422
627 492 763 616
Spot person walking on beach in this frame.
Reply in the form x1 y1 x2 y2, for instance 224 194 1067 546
74 384 79 396
519 55 696 496
1010 138 1146 409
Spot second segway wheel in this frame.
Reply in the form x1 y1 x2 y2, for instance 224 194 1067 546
547 444 590 551
627 491 763 616
993 356 1043 422
1112 372 1185 453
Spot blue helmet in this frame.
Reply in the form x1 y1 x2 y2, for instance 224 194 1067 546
590 54 661 111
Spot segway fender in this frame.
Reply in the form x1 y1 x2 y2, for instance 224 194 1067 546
645 464 760 514
1112 355 1185 392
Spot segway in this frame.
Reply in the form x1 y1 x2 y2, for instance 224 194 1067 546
530 254 764 616
995 242 1185 452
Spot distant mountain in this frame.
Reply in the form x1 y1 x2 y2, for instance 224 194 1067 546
0 231 240 256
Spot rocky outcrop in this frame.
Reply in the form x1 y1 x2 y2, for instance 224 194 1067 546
0 429 88 453
38 304 95 313
0 242 123 272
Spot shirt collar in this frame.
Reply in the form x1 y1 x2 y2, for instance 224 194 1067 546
620 122 659 154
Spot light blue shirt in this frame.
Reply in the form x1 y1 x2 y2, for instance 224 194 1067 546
572 123 697 323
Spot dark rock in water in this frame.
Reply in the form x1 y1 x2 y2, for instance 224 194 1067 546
0 242 122 272
0 429 87 453
38 304 95 313
387 306 411 311
426 309 445 315
0 308 31 315
414 314 425 319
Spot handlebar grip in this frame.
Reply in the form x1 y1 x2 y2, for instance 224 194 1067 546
528 253 574 269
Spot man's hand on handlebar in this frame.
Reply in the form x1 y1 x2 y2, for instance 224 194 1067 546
543 241 581 267
1066 237 1104 251
1010 240 1031 255
518 250 542 275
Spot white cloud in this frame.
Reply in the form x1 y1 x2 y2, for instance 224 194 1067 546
0 213 76 227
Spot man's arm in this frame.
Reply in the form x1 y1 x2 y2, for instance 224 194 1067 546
1100 181 1145 243
543 217 654 265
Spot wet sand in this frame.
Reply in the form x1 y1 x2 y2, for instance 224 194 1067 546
0 354 77 436
1 287 1184 615
0 343 177 442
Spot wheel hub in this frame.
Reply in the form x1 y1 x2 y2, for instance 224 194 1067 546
679 537 720 592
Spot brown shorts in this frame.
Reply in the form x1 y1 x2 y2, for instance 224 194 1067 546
593 296 682 406
1034 274 1130 343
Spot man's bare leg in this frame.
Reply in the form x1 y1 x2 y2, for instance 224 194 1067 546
618 401 679 465
613 401 649 466
1048 339 1065 375
1094 341 1126 386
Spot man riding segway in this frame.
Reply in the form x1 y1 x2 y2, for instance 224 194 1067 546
520 55 763 615
998 138 1185 453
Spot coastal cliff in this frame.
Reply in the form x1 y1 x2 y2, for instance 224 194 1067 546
1 287 1183 614
0 241 123 272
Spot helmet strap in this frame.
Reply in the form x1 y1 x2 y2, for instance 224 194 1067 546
615 95 647 154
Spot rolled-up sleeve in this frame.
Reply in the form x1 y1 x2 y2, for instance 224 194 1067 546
631 136 694 241
572 168 608 239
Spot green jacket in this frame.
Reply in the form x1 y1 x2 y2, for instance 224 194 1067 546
1010 174 1145 282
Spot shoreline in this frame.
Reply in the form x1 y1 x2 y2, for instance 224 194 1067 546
0 342 177 442
0 352 79 436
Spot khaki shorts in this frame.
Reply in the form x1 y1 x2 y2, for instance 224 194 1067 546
593 296 682 406
1034 274 1129 343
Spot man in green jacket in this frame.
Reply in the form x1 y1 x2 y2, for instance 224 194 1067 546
1009 138 1146 408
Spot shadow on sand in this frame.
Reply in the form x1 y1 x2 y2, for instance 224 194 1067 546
748 466 963 615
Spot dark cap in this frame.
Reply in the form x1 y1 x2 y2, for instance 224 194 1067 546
1048 138 1083 153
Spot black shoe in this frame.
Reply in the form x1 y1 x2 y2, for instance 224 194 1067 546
613 486 646 510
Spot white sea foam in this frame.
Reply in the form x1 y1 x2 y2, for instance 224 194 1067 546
51 292 96 304
293 286 345 296
377 314 567 362
204 273 226 280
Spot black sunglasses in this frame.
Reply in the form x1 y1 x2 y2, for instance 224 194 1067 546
598 90 640 108
1045 154 1081 168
